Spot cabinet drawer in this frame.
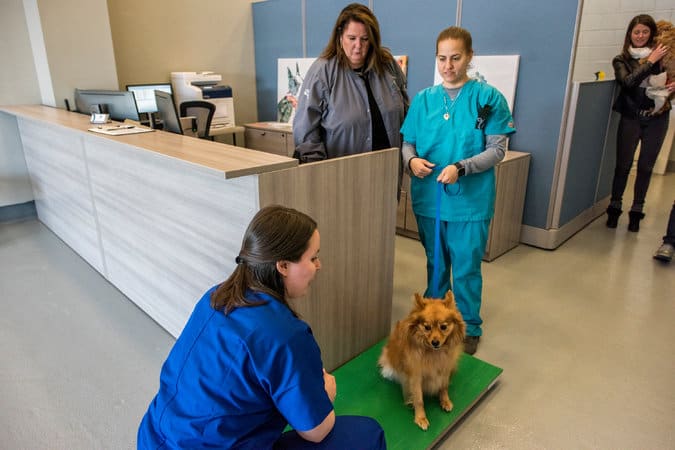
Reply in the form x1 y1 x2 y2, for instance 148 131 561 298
244 128 288 156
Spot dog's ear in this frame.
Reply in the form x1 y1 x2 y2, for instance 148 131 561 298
414 293 426 310
443 290 457 309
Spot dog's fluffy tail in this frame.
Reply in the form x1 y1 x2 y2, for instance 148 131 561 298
377 348 400 382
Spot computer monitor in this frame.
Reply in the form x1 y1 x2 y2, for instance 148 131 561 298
74 89 140 122
154 90 183 135
126 83 172 114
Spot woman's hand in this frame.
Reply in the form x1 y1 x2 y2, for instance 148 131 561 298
323 369 336 403
647 44 669 64
410 158 436 178
437 164 460 184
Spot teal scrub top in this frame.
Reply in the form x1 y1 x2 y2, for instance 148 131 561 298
400 80 516 222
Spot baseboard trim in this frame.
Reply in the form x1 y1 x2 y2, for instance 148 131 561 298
0 201 37 223
520 199 608 250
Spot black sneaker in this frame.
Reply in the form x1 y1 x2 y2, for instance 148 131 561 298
464 336 480 355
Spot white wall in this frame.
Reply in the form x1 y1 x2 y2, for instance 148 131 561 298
573 0 675 167
0 0 119 208
0 0 41 207
574 0 675 82
38 0 119 109
107 0 258 126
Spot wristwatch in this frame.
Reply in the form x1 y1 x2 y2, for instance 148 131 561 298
453 162 465 177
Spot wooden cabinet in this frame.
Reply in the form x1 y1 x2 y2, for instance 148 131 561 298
244 122 294 157
397 151 531 262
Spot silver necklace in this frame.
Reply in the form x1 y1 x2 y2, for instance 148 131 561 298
442 87 463 120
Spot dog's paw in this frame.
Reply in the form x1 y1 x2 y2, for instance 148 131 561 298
414 413 429 431
440 397 453 412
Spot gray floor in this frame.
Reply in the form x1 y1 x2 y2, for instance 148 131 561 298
1 173 674 450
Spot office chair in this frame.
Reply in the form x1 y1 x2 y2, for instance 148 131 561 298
179 101 216 140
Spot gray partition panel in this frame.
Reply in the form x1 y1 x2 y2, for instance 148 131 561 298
461 0 579 229
252 0 304 122
374 0 457 98
559 81 616 226
597 109 620 202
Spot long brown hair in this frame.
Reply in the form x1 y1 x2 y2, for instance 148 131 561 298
320 3 394 74
621 14 657 59
210 205 317 315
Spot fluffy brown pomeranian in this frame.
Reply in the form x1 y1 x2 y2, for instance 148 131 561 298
378 291 466 430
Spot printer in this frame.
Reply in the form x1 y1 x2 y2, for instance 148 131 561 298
171 71 236 128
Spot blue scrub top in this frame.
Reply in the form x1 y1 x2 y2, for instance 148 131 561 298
138 287 333 449
401 80 515 222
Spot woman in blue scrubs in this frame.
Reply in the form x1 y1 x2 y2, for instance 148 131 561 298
400 27 516 355
138 205 385 449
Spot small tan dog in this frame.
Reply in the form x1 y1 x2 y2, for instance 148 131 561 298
378 291 466 430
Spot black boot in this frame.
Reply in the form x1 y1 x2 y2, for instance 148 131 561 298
606 206 622 228
628 211 645 232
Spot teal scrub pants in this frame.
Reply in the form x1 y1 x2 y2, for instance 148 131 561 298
415 215 490 337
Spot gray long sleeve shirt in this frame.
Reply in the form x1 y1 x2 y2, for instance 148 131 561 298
292 57 408 163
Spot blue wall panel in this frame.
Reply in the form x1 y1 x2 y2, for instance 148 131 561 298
253 0 303 121
306 0 368 57
252 0 583 231
373 0 456 98
462 0 579 228
559 81 615 226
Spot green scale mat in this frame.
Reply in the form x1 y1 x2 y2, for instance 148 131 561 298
331 340 503 450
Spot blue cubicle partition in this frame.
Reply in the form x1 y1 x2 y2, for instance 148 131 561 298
374 0 457 99
253 0 605 249
306 0 368 56
252 0 303 122
460 1 578 230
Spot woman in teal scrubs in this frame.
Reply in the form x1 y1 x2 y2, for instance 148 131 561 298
400 27 516 355
138 205 386 449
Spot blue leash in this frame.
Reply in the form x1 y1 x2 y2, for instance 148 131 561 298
429 168 461 299
432 179 442 298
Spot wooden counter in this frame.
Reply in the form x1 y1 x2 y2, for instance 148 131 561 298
1 105 398 370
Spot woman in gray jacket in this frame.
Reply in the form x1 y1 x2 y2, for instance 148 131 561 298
293 3 408 163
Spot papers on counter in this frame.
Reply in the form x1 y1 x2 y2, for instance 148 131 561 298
88 125 154 136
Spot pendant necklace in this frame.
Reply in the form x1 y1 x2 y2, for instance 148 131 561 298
442 86 463 121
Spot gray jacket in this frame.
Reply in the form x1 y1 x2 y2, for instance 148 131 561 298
293 56 408 162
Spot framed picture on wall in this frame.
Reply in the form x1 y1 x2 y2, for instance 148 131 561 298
277 58 315 124
277 55 409 125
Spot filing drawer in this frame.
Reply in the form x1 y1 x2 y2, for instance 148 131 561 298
244 128 290 156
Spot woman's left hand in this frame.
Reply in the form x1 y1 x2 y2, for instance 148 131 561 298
437 165 460 184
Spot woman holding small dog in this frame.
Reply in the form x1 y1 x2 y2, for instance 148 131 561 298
400 26 516 355
138 205 386 450
606 14 675 231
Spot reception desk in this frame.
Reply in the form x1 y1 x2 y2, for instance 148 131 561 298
1 105 398 370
